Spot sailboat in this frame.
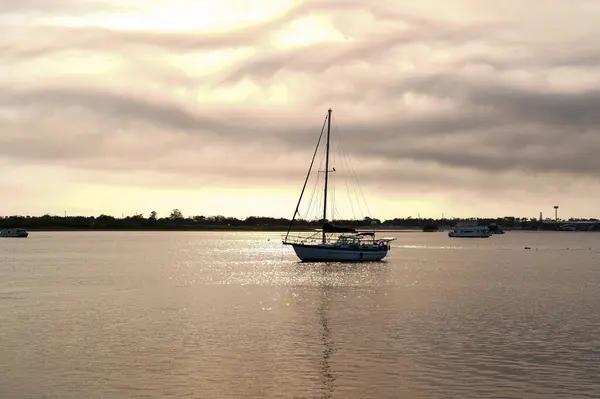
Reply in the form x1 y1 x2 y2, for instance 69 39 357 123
282 108 396 262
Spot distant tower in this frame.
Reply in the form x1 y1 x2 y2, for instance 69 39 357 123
554 205 559 222
539 212 542 222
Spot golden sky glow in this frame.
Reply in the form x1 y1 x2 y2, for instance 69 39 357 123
2 0 600 219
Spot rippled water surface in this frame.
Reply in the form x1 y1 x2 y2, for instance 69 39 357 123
1 231 599 398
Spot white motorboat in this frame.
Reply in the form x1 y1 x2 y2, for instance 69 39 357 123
448 223 490 238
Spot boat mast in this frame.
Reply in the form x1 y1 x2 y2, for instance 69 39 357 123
322 108 332 244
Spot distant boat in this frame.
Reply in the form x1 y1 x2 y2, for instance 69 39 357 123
282 108 396 262
422 224 439 232
0 228 29 238
448 223 490 238
488 223 506 234
558 224 577 231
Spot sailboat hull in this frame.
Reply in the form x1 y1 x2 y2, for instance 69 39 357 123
289 243 389 262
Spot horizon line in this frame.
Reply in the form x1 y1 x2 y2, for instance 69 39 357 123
0 213 596 222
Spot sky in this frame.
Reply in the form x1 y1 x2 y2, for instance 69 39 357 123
2 0 600 220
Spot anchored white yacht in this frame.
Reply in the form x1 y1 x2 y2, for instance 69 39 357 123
448 223 490 238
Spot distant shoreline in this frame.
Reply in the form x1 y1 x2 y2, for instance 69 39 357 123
24 227 420 232
3 214 598 232
20 227 565 233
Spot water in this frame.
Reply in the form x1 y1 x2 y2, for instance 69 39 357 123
0 231 598 398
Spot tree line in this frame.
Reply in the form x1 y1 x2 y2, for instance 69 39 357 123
0 209 597 230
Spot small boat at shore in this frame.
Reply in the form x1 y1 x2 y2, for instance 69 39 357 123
448 223 490 238
0 228 29 238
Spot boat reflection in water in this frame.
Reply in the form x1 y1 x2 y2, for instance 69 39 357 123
318 283 335 398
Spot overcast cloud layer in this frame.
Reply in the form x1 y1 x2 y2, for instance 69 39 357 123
2 0 600 218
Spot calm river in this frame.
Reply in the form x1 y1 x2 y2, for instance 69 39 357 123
1 231 598 398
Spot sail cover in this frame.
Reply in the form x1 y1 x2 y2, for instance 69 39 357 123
322 222 357 233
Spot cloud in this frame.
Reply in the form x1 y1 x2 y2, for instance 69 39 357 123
217 18 506 84
2 78 600 180
0 85 228 132
2 0 600 217
0 0 112 15
1 0 381 59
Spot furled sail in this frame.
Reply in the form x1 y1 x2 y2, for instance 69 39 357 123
322 222 356 233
